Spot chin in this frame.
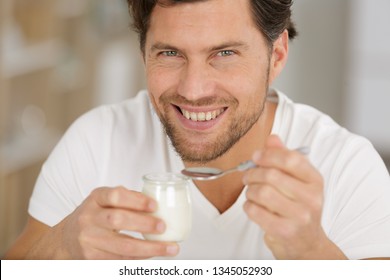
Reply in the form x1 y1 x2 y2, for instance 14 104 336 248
173 138 235 164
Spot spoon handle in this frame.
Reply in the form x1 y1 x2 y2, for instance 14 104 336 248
237 160 257 171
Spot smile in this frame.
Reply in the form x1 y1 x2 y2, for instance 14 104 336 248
179 107 226 122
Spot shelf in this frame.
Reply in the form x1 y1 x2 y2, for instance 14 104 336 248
0 129 61 174
55 0 89 19
2 38 63 78
0 0 134 254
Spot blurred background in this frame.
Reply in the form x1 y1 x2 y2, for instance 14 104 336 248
0 0 389 256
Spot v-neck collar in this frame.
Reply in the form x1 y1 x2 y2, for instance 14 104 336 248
168 141 248 227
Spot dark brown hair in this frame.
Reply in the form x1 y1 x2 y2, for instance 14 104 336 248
127 0 297 53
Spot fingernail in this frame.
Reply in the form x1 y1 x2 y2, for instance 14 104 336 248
156 221 165 233
148 200 157 211
166 244 179 256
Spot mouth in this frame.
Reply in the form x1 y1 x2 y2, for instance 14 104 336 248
178 107 226 122
179 108 225 122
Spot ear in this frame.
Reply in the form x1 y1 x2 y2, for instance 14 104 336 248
268 29 289 85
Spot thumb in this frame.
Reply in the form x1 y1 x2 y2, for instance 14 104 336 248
251 135 286 164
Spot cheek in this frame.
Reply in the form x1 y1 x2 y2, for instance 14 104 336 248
146 65 180 97
223 69 268 102
223 59 269 87
146 69 181 117
145 70 165 111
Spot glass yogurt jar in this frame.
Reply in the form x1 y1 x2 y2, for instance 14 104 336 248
142 173 192 242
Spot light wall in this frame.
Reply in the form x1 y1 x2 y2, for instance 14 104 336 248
273 0 349 124
273 0 389 165
343 0 390 157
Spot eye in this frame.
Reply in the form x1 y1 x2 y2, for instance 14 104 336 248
217 50 235 57
161 50 179 57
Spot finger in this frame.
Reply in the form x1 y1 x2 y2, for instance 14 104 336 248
81 227 179 259
254 135 319 183
266 134 285 149
121 238 180 258
243 167 319 204
253 148 322 184
243 200 285 235
244 201 314 248
100 232 180 258
91 186 157 212
245 183 303 218
96 208 165 234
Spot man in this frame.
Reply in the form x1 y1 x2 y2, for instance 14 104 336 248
5 0 390 259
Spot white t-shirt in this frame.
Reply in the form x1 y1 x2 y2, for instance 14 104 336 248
29 90 390 259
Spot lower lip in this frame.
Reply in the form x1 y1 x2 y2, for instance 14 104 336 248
174 106 226 131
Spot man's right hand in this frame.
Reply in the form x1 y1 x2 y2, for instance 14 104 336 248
4 186 180 259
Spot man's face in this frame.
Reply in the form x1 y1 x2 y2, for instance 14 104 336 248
144 0 273 163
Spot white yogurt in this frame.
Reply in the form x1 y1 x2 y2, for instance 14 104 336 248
142 173 192 242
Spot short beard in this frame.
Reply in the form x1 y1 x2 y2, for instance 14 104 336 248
155 88 268 164
167 111 264 164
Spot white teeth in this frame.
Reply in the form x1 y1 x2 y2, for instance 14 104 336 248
190 112 198 121
198 112 205 121
180 108 225 122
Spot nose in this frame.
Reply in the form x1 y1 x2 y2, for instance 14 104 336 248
177 60 215 102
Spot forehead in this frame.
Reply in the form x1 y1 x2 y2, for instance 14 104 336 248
147 0 260 47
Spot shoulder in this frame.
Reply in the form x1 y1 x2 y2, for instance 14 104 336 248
273 89 389 181
74 90 153 129
65 90 159 141
43 89 162 179
273 90 363 152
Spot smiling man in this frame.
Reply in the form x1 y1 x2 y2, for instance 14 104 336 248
5 0 390 260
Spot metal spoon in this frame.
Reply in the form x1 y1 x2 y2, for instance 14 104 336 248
181 146 310 181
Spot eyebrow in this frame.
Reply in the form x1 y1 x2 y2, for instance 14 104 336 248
150 43 179 53
150 41 249 53
207 41 249 52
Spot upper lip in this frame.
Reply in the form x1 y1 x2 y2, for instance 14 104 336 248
173 104 226 113
174 104 227 122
